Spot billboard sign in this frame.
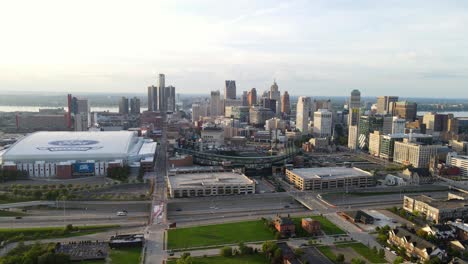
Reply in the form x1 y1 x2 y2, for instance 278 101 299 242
73 163 95 173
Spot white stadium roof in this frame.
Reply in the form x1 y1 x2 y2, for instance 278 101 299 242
1 131 141 162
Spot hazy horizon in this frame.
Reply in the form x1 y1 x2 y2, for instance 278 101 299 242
1 0 468 97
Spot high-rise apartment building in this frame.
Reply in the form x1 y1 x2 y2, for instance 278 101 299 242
225 80 236 100
296 96 311 135
313 109 333 138
376 96 398 114
118 97 129 114
393 101 417 121
247 88 257 106
281 91 291 115
210 90 222 117
130 97 141 114
147 85 157 111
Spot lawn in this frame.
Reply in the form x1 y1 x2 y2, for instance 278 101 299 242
167 220 275 249
317 246 338 263
0 224 119 242
108 247 142 264
307 215 345 235
0 210 27 217
337 243 386 263
167 254 268 264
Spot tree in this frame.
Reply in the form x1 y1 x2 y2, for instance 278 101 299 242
416 229 427 238
393 256 404 264
177 252 193 264
379 248 385 259
262 241 278 259
336 253 345 263
220 246 233 257
294 248 304 257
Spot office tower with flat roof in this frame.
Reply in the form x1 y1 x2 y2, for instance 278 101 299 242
313 109 333 138
147 85 157 111
296 96 311 135
262 98 277 113
225 80 236 100
377 96 399 114
348 90 361 150
130 97 141 114
118 97 129 114
393 101 417 121
241 91 248 106
247 88 257 106
165 85 176 112
393 139 439 168
358 115 384 150
210 90 222 117
282 91 291 115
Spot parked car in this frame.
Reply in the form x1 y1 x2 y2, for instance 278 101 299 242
116 210 128 216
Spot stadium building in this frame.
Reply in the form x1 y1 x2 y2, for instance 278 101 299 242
0 131 157 179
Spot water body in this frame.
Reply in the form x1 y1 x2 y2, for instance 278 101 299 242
417 111 468 118
0 106 118 113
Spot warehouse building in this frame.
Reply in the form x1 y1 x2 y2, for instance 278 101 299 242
285 167 374 191
0 131 156 179
167 169 255 198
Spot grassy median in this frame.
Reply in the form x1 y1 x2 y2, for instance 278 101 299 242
167 254 267 264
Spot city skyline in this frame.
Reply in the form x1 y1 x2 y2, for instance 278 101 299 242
0 0 467 97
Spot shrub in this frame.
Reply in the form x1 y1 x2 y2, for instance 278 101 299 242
220 246 233 257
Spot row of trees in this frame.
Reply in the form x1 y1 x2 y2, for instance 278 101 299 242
1 242 70 264
0 169 27 182
106 166 131 181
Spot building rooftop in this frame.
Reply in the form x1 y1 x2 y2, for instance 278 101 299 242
168 171 254 189
406 194 468 209
287 167 372 180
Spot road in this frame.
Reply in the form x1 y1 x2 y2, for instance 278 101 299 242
144 111 169 264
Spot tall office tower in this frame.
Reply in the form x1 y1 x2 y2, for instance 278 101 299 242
281 91 291 115
393 139 439 168
358 115 384 150
296 96 311 135
130 97 141 114
392 117 406 134
393 101 417 121
225 80 236 100
423 112 450 132
262 98 277 113
269 81 281 113
210 90 222 117
157 74 166 111
312 99 332 112
118 97 129 114
313 109 333 138
247 88 257 106
147 85 157 111
241 91 248 106
69 96 89 131
192 103 200 122
165 85 176 112
348 90 361 150
349 89 361 108
376 96 399 114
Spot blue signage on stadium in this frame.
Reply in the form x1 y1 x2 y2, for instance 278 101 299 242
49 140 99 146
73 163 95 173
37 140 102 152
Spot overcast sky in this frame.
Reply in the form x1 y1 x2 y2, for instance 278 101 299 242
0 0 467 97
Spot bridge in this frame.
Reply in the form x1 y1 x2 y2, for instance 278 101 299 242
174 147 299 169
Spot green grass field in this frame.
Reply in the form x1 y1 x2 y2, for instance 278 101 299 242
167 254 268 264
108 247 142 264
307 215 345 235
337 243 386 263
317 246 338 262
167 221 275 249
0 224 119 242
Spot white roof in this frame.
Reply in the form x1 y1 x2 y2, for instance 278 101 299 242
2 131 138 162
287 167 372 180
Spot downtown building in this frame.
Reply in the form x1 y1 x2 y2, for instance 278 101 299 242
446 152 468 177
313 109 333 138
393 139 440 168
348 90 361 150
296 96 311 135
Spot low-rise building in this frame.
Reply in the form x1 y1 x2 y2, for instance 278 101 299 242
273 216 295 237
285 167 374 191
301 218 321 235
400 168 434 185
387 227 443 262
421 224 456 240
201 126 224 148
342 210 375 224
403 193 468 224
448 220 468 241
167 169 255 198
447 152 468 177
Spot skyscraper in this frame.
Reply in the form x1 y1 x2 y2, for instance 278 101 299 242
296 96 311 135
281 91 290 115
313 109 333 138
165 85 176 112
118 97 129 114
376 96 398 114
210 90 222 117
269 81 281 114
348 89 361 150
393 101 417 121
147 85 157 111
262 98 276 113
225 80 236 100
241 91 248 106
130 97 141 114
157 74 166 111
247 88 257 106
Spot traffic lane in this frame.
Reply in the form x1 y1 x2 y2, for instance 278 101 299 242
327 191 448 206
